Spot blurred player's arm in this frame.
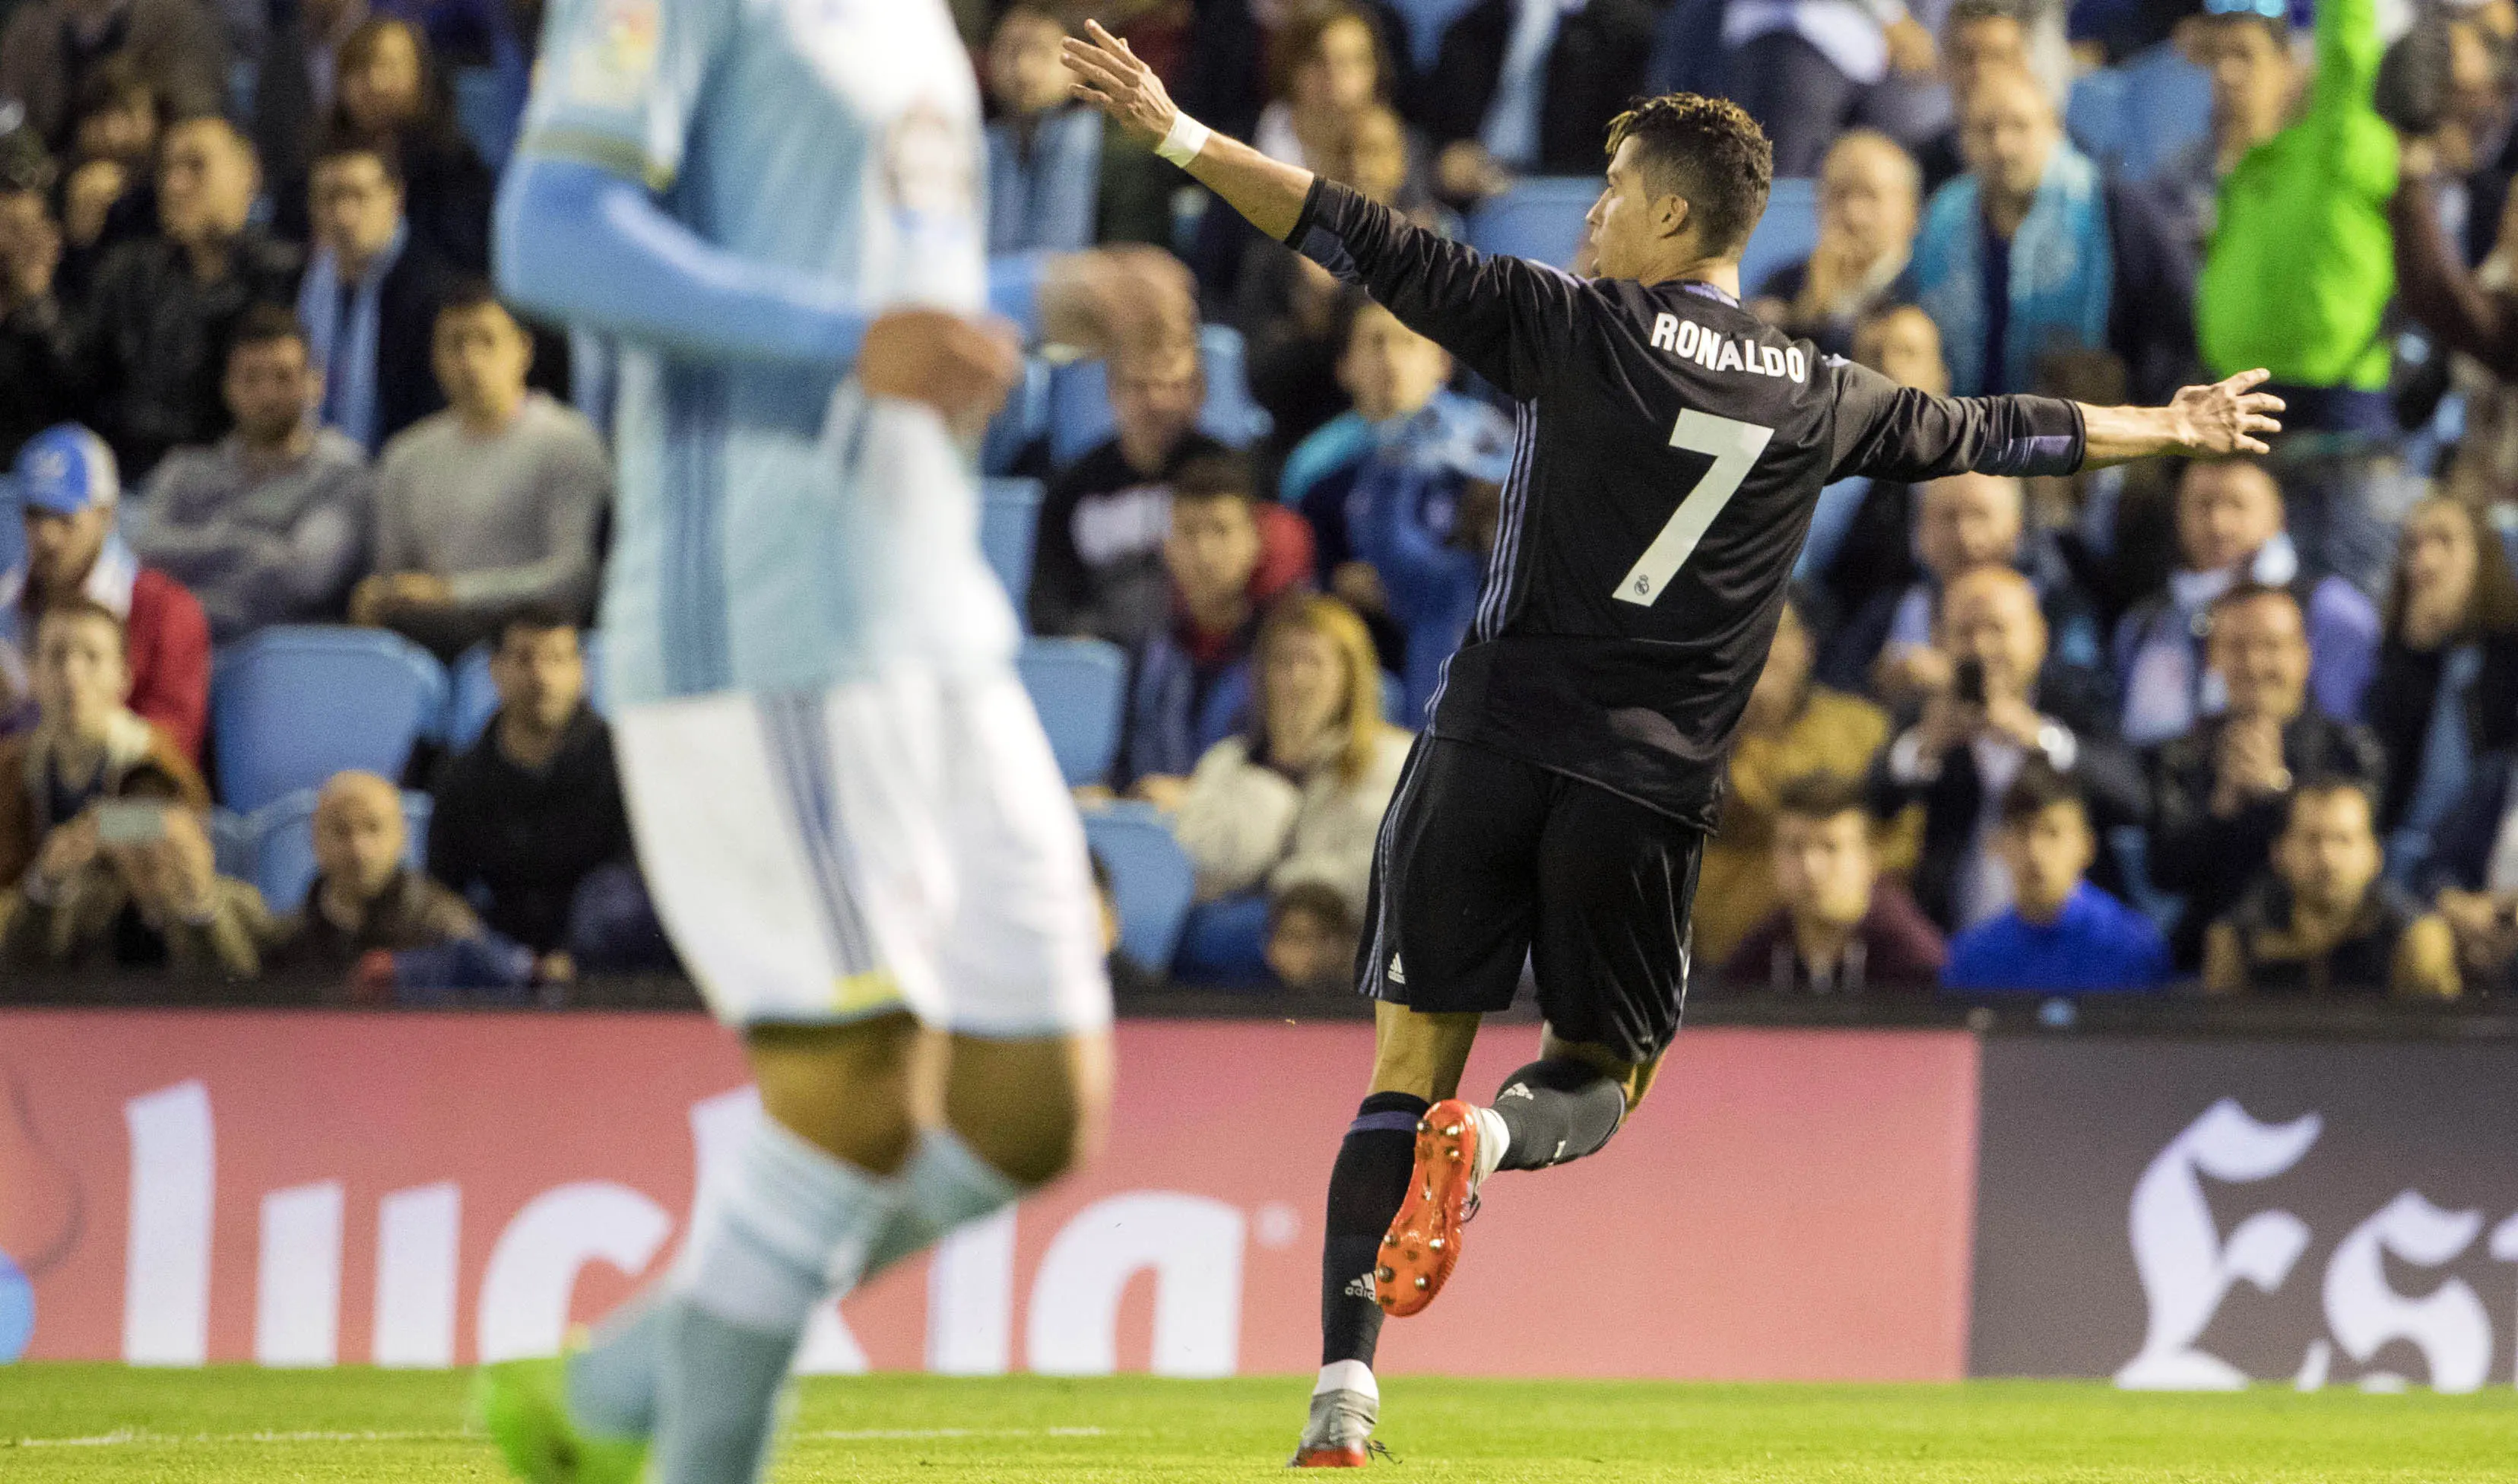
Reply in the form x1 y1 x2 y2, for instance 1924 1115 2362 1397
1826 359 2284 482
1064 20 1578 399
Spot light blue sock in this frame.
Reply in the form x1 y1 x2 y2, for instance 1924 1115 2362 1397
861 1126 1028 1281
565 1295 664 1438
650 1115 897 1484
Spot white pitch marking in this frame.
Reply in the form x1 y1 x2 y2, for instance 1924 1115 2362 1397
12 1424 1112 1448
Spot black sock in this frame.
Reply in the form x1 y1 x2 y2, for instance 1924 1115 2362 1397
1319 1090 1425 1368
1490 1058 1625 1172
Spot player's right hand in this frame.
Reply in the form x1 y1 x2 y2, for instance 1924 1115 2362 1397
860 308 1022 426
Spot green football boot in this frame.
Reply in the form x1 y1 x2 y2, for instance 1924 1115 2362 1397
471 1354 649 1484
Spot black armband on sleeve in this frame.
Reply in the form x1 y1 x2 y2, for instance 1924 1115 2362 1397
1975 395 2087 477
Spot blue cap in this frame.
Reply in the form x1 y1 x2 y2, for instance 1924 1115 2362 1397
8 424 119 517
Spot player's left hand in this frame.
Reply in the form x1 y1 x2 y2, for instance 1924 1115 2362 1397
1064 19 1177 149
2169 369 2285 456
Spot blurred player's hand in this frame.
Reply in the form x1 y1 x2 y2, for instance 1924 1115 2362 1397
1040 245 1197 363
859 308 1023 426
1064 19 1179 149
2168 368 2284 456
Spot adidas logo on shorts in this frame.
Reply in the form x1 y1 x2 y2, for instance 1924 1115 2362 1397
1498 1083 1534 1102
1386 955 1406 986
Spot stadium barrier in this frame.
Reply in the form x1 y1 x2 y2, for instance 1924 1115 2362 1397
2 1010 2514 1390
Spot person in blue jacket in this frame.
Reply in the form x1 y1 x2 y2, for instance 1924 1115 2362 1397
1942 763 2172 992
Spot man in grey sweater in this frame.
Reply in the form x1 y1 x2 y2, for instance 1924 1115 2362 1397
351 282 609 657
131 304 370 642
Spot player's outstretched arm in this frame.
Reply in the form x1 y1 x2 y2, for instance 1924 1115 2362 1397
1063 19 1314 243
2076 368 2286 468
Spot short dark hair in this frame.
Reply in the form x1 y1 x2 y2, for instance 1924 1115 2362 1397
1997 763 2085 829
494 603 580 652
227 303 307 363
1270 880 1358 936
1946 0 2025 32
1171 452 1256 507
74 55 161 125
2206 579 2301 626
1604 93 1773 258
312 127 404 185
436 276 512 326
1773 770 1869 824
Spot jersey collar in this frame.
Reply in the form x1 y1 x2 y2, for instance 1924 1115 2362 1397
1676 281 1740 309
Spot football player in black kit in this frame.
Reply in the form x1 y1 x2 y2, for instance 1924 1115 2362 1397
1067 21 2279 1467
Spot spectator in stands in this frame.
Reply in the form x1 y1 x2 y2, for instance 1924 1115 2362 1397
251 0 372 198
299 132 455 453
2114 458 2378 747
0 425 210 758
0 0 226 151
1172 594 1408 961
1172 0 1411 147
2158 0 2298 255
2364 497 2518 883
1721 0 1939 179
69 115 303 479
986 5 1102 255
1254 3 1391 174
2418 740 2518 992
1698 595 1899 962
1029 335 1226 647
1121 452 1313 797
2 786 263 977
1868 564 2146 933
1283 302 1510 665
352 284 609 657
293 17 493 273
1799 303 1946 616
2196 0 2397 576
1265 879 1361 994
0 125 71 465
129 307 369 643
428 609 661 973
1719 770 1945 994
2203 775 2460 997
55 59 166 290
0 598 206 887
2149 582 2390 968
1749 131 1922 359
265 769 510 988
1941 765 2170 992
1914 0 2072 186
1911 67 2194 401
1422 0 1659 203
1824 471 2104 709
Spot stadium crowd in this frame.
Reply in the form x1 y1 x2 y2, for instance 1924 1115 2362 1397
5 0 2518 1004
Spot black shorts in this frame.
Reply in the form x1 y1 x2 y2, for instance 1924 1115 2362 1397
1354 735 1705 1064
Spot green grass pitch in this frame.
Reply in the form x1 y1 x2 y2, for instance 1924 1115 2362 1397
2 1364 2513 1481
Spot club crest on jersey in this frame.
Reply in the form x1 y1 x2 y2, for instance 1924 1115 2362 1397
1648 314 1807 383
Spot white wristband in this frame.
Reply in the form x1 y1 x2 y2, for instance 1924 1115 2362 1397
1156 113 1210 168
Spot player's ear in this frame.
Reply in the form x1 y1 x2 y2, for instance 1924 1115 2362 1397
1656 192 1691 242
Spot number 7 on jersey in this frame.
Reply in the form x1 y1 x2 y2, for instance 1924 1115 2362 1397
1614 411 1773 606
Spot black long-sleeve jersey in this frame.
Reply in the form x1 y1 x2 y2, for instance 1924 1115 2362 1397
1285 179 2093 827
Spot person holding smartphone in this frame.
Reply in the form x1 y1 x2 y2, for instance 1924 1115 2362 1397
1866 564 2149 934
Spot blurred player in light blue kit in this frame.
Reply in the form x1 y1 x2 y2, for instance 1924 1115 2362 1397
468 1 1191 1479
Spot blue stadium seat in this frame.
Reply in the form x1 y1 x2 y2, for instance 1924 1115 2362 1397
982 357 1053 476
2066 42 2210 184
1465 176 1599 269
244 787 433 916
443 631 610 752
1082 801 1197 970
1045 323 1275 469
452 65 525 170
210 626 449 813
207 807 254 882
1381 669 1408 727
1736 177 1819 301
1016 636 1128 787
0 492 18 577
981 478 1046 612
